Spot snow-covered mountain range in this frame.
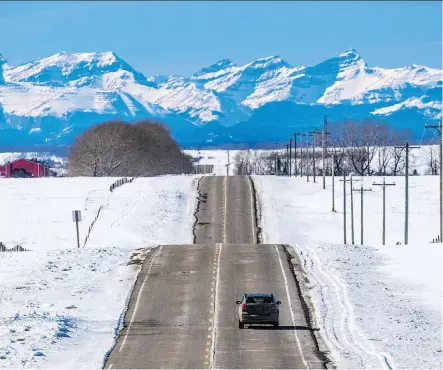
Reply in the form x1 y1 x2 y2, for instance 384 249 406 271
0 49 441 147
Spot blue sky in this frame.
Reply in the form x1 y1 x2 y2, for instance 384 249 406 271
1 1 441 76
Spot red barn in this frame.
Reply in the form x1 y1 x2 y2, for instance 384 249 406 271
0 159 49 178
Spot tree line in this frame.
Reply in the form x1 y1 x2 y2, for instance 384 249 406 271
234 119 440 176
68 120 194 177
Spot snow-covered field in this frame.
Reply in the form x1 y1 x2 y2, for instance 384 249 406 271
256 175 442 369
0 176 197 368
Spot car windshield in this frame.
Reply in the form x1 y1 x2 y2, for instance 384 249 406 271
246 296 272 303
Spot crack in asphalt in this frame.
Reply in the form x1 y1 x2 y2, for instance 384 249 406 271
192 176 205 244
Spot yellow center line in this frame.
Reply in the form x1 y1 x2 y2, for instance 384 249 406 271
208 243 223 369
223 176 228 243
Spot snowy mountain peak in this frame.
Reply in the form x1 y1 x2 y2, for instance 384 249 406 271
408 63 431 73
213 58 236 69
337 49 365 69
4 51 150 88
50 51 120 66
194 59 236 77
247 55 290 70
340 48 360 58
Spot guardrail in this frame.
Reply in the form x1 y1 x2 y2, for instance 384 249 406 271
110 177 135 192
0 242 27 252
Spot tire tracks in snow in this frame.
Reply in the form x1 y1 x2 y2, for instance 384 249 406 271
255 177 392 369
293 244 393 369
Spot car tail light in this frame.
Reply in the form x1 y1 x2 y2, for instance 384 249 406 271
271 303 276 312
241 304 246 311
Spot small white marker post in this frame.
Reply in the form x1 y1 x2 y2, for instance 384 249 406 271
72 210 82 248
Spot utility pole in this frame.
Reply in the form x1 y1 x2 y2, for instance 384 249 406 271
306 133 310 182
312 134 316 183
322 116 330 190
342 163 347 244
425 120 442 242
394 140 420 245
227 150 230 176
285 144 289 176
300 133 303 177
372 178 396 246
349 174 361 245
293 133 302 176
332 154 336 212
353 184 372 245
307 131 322 183
289 138 292 177
341 174 361 245
274 152 278 176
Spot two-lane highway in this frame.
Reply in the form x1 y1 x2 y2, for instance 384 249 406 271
194 175 258 244
105 176 328 369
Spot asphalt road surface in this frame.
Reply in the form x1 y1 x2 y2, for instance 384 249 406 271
104 176 327 369
194 176 257 244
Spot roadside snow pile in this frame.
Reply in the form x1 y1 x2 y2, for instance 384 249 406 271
256 175 442 369
0 176 197 368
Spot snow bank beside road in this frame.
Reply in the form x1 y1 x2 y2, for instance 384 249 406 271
87 176 197 248
0 176 197 368
255 175 442 369
0 247 138 369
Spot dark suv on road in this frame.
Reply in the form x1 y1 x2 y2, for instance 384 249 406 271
236 293 281 329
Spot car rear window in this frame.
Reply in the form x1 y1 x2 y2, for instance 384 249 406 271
246 296 272 303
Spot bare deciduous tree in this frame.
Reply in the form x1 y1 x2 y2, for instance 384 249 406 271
234 150 276 175
425 145 440 175
68 120 193 176
329 119 416 176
